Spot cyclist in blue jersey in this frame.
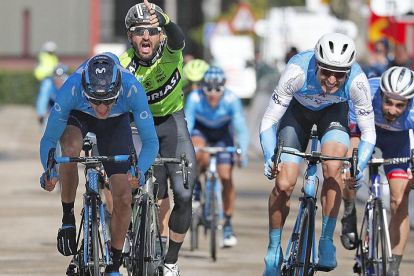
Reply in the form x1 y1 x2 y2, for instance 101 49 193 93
341 66 414 276
39 53 159 276
185 66 249 247
36 63 68 131
259 33 376 275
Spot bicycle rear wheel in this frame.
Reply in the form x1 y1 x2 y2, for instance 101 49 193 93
373 198 387 276
190 204 200 251
90 195 101 276
137 194 150 276
289 198 315 276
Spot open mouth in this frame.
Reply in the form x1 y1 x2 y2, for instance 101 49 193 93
140 42 151 55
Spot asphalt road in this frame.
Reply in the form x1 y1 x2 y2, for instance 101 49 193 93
1 105 414 276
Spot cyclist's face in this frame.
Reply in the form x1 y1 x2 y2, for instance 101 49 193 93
89 101 115 119
381 95 409 124
316 64 347 94
128 24 163 61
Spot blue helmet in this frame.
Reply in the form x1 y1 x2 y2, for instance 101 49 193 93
81 53 122 100
201 66 226 90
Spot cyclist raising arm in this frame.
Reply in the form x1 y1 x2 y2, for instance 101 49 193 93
259 33 376 275
185 66 249 247
341 66 414 276
39 53 159 276
119 1 197 275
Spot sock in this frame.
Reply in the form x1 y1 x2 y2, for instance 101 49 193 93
105 247 122 272
164 240 183 264
321 215 337 241
62 201 75 225
343 198 356 217
388 254 403 273
264 227 283 275
224 215 232 228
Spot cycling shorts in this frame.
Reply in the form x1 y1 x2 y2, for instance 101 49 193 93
191 121 235 165
67 110 134 177
278 98 350 163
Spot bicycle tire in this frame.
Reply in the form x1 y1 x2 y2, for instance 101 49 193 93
373 198 387 276
90 195 101 276
138 194 150 276
209 175 217 261
292 198 314 276
190 205 199 251
359 204 370 275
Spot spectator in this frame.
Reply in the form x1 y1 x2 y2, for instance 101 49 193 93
390 43 414 70
363 39 391 78
284 46 299 64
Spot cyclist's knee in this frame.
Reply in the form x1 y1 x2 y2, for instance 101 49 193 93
275 180 295 196
322 161 342 179
113 190 133 208
60 141 82 157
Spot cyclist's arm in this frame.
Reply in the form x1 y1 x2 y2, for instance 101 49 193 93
40 78 77 170
183 90 199 134
164 21 185 51
128 81 159 175
349 73 376 171
230 93 249 156
259 63 305 161
36 78 54 118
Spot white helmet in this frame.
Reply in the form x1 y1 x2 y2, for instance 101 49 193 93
314 33 356 72
42 41 57 52
380 66 414 100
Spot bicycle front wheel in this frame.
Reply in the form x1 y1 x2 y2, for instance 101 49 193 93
373 198 387 276
291 198 315 276
90 195 101 276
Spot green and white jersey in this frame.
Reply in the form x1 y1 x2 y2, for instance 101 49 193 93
120 43 184 117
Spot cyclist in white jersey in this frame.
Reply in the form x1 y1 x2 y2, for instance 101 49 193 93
259 33 376 275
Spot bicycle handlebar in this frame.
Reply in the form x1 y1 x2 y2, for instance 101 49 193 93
195 146 242 155
273 139 359 178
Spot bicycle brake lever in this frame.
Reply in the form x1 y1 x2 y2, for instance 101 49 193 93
180 153 189 189
46 148 56 181
273 139 284 168
350 148 358 178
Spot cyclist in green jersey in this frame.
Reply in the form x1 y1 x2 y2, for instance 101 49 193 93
120 1 196 275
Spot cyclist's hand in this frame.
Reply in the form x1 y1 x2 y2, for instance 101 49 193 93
343 165 362 190
144 0 170 27
407 168 414 189
127 168 141 189
264 158 281 180
40 170 59 192
240 154 248 168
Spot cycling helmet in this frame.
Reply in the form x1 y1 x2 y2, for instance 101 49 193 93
201 66 226 89
125 3 164 29
42 41 57 52
183 59 210 83
81 54 122 100
314 33 356 72
53 63 68 78
380 66 414 100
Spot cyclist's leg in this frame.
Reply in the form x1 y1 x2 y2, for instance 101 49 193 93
264 99 310 275
341 136 360 250
154 164 170 253
95 113 134 274
154 110 197 267
56 111 89 256
317 101 350 269
379 129 411 275
191 127 208 202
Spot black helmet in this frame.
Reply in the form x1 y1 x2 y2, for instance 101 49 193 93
81 53 122 101
125 3 164 30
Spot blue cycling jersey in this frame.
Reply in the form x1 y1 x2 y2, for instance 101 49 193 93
260 50 376 171
36 77 63 117
40 53 159 175
349 77 414 130
184 88 249 156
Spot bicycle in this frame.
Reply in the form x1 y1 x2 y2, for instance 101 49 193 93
353 150 414 276
190 146 241 261
45 137 137 276
122 154 189 276
273 129 358 276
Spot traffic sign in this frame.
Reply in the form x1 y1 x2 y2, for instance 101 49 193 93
230 3 256 32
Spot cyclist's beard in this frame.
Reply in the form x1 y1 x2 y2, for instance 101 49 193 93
132 40 159 62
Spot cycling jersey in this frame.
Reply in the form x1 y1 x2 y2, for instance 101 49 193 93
36 77 61 118
185 88 249 157
260 50 376 171
349 77 414 130
119 41 184 117
40 53 159 177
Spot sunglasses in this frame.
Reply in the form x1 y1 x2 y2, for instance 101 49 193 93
130 26 162 36
203 86 225 95
319 68 348 79
88 97 118 106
